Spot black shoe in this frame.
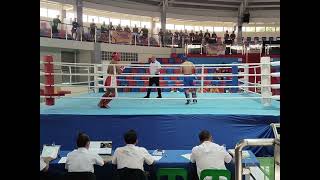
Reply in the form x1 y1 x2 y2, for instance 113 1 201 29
157 96 162 98
193 99 197 103
185 100 190 105
144 96 150 98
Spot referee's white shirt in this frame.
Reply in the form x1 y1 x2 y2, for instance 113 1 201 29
190 141 232 179
112 144 154 171
149 60 161 76
65 147 104 173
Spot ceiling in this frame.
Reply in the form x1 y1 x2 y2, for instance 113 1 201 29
98 0 280 11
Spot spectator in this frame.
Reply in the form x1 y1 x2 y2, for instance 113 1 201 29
199 30 204 42
168 30 173 44
116 24 123 31
230 31 236 43
204 29 210 43
108 22 115 31
174 30 179 45
189 30 195 42
112 129 154 172
52 15 61 34
124 25 131 33
190 130 232 179
224 30 230 42
212 31 217 39
101 21 107 33
140 25 149 39
89 19 97 41
71 18 79 40
132 24 139 40
194 32 200 43
65 133 107 173
164 30 170 46
183 29 189 45
158 28 164 47
179 30 184 46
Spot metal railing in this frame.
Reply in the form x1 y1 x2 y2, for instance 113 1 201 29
235 138 279 180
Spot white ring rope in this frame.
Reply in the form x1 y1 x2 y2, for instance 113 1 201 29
40 96 279 100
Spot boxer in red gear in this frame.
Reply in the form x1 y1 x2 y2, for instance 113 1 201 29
98 52 124 108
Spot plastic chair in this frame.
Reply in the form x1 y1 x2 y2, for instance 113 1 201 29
157 168 188 180
199 169 231 180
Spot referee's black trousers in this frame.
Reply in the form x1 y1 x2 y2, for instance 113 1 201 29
145 77 162 97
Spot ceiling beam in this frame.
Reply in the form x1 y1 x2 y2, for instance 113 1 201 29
168 1 239 8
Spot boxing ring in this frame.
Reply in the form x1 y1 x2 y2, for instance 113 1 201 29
40 56 280 156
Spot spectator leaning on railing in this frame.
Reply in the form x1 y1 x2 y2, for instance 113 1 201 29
52 15 61 34
158 28 164 47
89 19 97 40
71 18 79 40
101 21 107 33
140 25 148 39
116 24 123 32
124 25 131 33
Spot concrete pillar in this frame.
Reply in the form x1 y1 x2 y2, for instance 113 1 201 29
160 0 168 31
74 0 83 26
151 17 156 38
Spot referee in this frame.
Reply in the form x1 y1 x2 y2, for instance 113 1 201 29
144 56 162 98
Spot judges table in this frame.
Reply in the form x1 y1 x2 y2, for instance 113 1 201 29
50 150 260 180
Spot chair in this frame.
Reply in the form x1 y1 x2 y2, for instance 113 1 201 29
199 169 231 180
157 168 188 180
64 172 96 180
114 167 147 180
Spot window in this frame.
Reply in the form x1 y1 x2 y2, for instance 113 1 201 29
175 25 184 30
110 18 120 26
204 26 214 32
256 27 265 32
141 21 151 29
244 27 255 32
101 51 138 62
194 26 204 32
223 27 233 32
214 27 224 32
166 24 175 30
121 19 130 27
266 27 275 32
88 15 98 23
66 12 75 20
99 17 109 24
40 8 47 17
131 21 141 27
185 25 194 31
83 14 88 22
276 27 280 32
47 9 60 18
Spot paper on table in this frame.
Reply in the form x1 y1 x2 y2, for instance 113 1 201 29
181 153 191 161
58 157 67 164
152 156 162 161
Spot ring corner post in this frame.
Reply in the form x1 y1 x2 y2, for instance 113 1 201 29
43 55 55 106
260 56 272 107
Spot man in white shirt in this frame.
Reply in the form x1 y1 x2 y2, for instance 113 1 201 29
65 133 107 173
112 129 154 171
190 130 232 180
144 56 162 98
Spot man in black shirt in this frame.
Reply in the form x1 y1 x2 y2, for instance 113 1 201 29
204 29 210 43
116 24 123 32
158 28 164 47
90 19 97 41
199 30 204 42
71 18 79 40
140 25 148 39
124 25 131 33
108 22 115 31
52 15 61 34
230 31 236 43
224 30 230 43
101 21 107 33
189 30 195 42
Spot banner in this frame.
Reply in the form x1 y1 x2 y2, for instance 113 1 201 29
111 31 132 44
206 44 226 55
